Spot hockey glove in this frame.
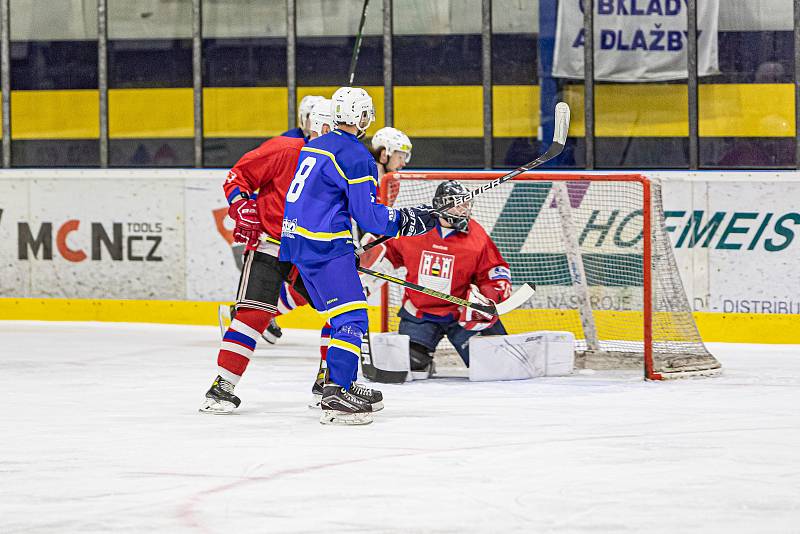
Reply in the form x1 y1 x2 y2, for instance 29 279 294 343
228 197 262 250
458 284 499 331
397 205 437 237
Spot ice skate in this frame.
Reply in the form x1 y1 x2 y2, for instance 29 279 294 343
350 381 383 411
319 384 374 425
261 318 283 344
309 368 382 411
309 374 325 409
199 375 241 414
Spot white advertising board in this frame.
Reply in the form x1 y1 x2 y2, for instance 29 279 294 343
1 171 186 299
183 172 241 301
0 169 798 316
657 173 800 314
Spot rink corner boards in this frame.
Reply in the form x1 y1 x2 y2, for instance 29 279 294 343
1 297 799 345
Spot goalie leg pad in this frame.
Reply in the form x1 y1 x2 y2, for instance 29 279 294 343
446 318 509 367
468 331 575 381
366 332 411 384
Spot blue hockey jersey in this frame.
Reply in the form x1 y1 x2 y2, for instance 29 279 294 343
280 129 400 263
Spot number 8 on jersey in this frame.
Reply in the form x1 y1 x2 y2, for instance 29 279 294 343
286 156 316 203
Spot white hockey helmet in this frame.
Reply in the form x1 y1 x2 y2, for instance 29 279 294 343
308 98 334 136
298 95 325 128
371 127 412 163
332 87 375 133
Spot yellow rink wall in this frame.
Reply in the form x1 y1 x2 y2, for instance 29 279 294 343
1 298 799 345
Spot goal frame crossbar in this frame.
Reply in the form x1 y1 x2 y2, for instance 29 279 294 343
379 171 666 379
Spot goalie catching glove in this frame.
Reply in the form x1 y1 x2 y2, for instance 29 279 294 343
459 276 513 331
458 284 500 331
228 196 262 249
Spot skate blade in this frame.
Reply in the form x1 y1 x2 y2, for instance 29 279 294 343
319 410 373 425
199 398 236 414
308 393 322 409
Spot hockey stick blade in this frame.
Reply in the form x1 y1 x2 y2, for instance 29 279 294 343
493 283 536 315
355 103 571 256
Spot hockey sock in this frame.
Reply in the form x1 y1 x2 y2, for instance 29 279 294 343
327 322 365 387
217 307 273 384
320 322 331 363
276 281 309 316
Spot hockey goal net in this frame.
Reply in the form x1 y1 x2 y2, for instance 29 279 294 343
379 171 721 380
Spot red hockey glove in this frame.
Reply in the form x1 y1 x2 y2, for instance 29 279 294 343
228 197 262 250
458 284 499 332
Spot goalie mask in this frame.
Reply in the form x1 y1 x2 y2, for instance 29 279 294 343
433 180 472 233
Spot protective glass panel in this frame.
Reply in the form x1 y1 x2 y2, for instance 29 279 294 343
699 0 795 168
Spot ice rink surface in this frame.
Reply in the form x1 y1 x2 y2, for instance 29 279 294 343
1 321 799 533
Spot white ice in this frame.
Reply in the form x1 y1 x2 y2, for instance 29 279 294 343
1 321 799 533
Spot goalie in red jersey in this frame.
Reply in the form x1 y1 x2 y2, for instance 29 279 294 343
362 180 512 375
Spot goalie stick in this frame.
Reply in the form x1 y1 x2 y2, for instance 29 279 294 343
355 101 571 256
358 266 535 317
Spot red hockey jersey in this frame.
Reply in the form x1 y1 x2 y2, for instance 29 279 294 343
223 136 305 244
384 220 512 320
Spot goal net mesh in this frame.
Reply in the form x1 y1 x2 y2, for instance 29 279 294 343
379 172 721 379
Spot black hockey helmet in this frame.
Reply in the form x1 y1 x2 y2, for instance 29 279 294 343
432 180 471 233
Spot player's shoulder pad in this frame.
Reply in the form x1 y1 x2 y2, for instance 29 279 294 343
305 132 374 180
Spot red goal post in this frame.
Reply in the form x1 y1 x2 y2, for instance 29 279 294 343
377 170 721 380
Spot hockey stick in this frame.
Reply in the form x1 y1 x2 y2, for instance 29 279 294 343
358 266 535 317
355 102 571 256
347 0 371 85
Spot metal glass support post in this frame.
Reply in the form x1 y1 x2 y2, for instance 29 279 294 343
382 0 393 127
583 0 594 169
287 0 297 132
795 0 800 169
481 0 492 169
192 0 203 167
687 0 699 169
0 0 10 168
98 0 108 167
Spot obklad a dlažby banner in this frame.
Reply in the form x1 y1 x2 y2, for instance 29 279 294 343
552 0 720 82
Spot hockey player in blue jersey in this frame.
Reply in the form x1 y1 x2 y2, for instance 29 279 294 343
280 87 437 425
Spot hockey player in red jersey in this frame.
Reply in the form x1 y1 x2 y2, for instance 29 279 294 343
200 100 339 413
362 180 512 375
370 126 412 178
217 94 326 345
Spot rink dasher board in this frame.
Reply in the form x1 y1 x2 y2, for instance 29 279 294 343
0 169 798 320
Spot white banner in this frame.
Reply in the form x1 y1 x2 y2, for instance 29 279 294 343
0 172 186 299
184 173 241 301
553 0 720 82
657 175 800 315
